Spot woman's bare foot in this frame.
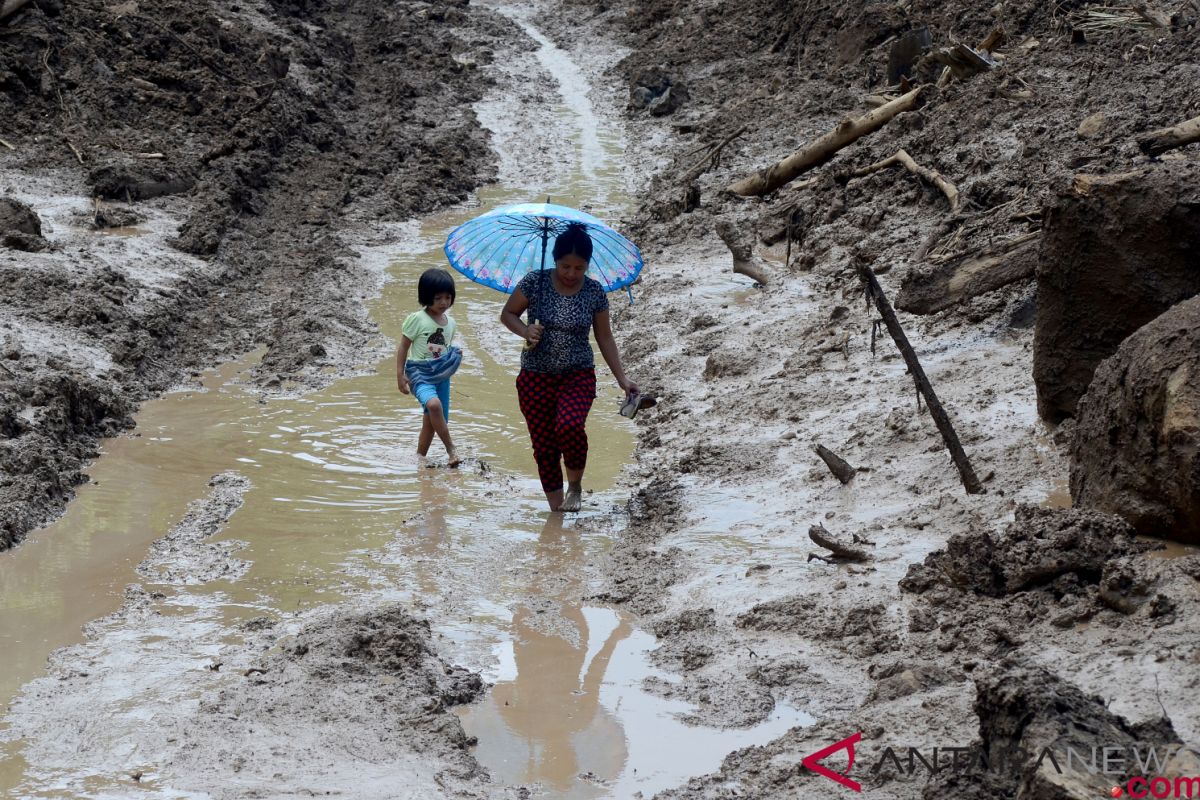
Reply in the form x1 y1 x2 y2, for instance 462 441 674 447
446 446 462 468
561 483 582 512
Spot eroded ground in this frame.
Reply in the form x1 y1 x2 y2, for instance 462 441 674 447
2 0 1200 798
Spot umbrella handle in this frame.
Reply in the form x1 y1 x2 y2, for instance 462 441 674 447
522 315 538 351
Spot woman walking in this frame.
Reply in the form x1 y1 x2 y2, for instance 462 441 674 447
500 223 637 512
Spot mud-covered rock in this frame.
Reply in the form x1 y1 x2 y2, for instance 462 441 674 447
1034 163 1200 421
924 663 1182 800
900 505 1142 596
88 162 196 202
2 231 49 252
1071 295 1200 543
90 204 144 230
866 662 954 703
0 197 41 236
628 67 689 116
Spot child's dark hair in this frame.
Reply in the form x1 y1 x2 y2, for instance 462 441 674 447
418 268 456 307
552 222 593 263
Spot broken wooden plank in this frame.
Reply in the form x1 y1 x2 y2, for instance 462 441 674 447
809 524 871 562
896 232 1041 315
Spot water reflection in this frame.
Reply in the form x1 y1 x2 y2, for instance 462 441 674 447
468 515 632 796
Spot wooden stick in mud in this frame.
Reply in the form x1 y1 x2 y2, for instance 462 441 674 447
896 232 1041 315
815 444 856 484
0 0 31 21
0 137 14 151
64 138 84 165
763 149 959 244
714 218 770 286
850 149 961 213
728 86 926 197
808 524 871 562
680 125 747 185
855 257 984 494
1136 113 1200 156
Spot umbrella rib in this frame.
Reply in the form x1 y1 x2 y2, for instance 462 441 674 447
589 234 631 287
448 223 502 257
475 226 522 277
599 227 641 260
458 228 512 274
513 233 539 278
490 231 531 287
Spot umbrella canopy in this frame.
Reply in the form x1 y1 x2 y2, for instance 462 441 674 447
443 202 643 295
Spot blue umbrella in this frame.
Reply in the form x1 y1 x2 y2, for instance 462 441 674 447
443 202 643 297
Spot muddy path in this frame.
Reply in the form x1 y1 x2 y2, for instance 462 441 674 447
1 3 808 797
4 0 1200 798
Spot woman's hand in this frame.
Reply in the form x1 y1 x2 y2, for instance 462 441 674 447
525 322 544 347
619 377 639 399
398 374 411 394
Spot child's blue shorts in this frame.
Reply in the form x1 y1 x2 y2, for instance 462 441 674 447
413 379 450 422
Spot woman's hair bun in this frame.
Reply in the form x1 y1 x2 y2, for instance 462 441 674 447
552 221 593 263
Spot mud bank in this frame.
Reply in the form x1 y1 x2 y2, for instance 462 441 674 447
0 0 512 549
539 0 1200 797
4 473 503 798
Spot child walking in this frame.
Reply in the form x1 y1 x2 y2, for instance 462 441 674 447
397 268 463 467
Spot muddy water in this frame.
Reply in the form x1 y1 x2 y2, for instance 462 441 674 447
1 8 807 798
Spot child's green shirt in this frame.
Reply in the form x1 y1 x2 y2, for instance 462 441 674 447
401 310 457 362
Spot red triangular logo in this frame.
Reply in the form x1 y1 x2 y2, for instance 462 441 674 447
801 731 863 792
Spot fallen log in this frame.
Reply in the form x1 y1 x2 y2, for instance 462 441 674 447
728 86 926 197
815 444 856 484
1134 2 1172 28
856 256 984 494
1136 113 1200 157
896 232 1041 315
0 0 31 22
715 218 770 285
850 148 961 213
808 524 871 562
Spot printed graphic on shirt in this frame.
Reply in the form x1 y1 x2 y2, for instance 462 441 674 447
401 310 457 362
427 328 446 359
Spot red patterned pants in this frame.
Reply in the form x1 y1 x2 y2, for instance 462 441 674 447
516 368 596 493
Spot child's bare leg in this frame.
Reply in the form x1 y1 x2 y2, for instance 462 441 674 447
424 398 460 466
417 414 435 457
544 488 564 512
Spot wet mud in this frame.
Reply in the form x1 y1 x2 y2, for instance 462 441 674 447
539 1 1200 798
0 0 507 550
4 0 1200 797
